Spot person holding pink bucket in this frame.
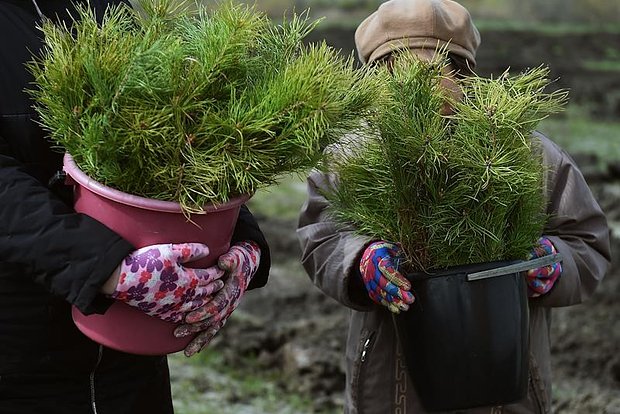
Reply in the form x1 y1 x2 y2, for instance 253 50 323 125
0 1 270 413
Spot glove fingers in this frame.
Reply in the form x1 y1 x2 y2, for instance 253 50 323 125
386 302 401 314
376 273 400 296
369 288 411 314
172 295 209 316
172 243 210 264
545 265 559 278
373 262 414 304
370 241 399 253
368 290 390 309
377 257 410 290
218 241 260 271
174 313 218 337
183 323 223 357
185 294 228 324
375 275 414 304
171 280 226 313
397 289 415 304
393 297 411 311
374 293 403 314
218 252 241 272
528 237 556 259
184 304 215 325
195 279 225 298
174 293 225 322
381 290 411 311
361 241 415 312
185 271 247 323
527 278 552 296
527 263 561 280
193 266 226 284
536 266 552 278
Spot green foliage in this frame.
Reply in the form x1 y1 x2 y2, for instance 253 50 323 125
325 52 568 272
28 0 380 213
474 20 620 35
582 59 620 72
169 351 318 414
539 106 620 165
247 174 308 221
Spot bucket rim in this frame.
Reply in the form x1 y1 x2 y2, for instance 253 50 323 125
404 259 524 282
63 153 251 214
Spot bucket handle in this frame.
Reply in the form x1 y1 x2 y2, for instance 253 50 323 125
466 253 563 282
48 170 75 188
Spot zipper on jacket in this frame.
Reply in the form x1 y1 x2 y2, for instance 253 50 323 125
90 345 104 414
354 330 376 414
360 332 374 363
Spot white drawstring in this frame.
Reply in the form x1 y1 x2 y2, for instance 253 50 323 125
30 0 45 19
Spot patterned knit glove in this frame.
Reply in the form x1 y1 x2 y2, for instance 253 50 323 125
111 243 225 323
359 241 415 314
526 237 562 297
173 241 261 356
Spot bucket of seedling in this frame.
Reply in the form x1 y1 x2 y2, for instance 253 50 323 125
325 51 566 411
28 0 381 355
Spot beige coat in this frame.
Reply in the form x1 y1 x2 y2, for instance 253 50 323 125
297 133 611 413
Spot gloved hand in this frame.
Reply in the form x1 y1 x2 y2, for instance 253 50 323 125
111 243 225 323
173 240 261 356
526 237 562 297
359 241 414 314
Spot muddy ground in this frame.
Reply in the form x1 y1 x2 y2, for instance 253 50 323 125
178 155 620 414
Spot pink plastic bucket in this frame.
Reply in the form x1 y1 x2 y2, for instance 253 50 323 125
63 153 250 355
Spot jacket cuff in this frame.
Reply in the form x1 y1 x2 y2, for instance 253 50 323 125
340 237 376 311
72 236 134 315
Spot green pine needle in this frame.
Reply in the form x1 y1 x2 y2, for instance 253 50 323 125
28 0 381 214
325 52 567 272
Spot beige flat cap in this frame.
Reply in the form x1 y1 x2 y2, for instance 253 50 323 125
355 0 481 68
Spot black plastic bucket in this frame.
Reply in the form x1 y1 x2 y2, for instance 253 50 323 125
393 260 529 412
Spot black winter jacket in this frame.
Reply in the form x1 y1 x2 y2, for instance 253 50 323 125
0 1 270 412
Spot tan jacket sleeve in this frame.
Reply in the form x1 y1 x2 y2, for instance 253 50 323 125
297 169 376 311
533 133 611 307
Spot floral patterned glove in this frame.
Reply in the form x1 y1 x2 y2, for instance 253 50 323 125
526 237 562 297
111 243 225 323
359 241 415 314
173 240 261 356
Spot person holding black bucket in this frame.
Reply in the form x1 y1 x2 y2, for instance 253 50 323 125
297 0 611 412
0 0 270 413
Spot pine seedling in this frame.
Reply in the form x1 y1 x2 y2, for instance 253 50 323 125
326 52 567 272
28 0 382 214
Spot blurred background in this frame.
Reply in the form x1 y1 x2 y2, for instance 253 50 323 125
168 1 620 413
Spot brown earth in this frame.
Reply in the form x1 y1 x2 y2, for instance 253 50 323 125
208 156 620 413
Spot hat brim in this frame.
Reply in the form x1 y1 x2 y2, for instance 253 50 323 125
366 37 476 69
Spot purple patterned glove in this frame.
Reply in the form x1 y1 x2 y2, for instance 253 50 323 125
526 237 562 297
173 240 261 356
359 241 415 314
111 243 225 323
